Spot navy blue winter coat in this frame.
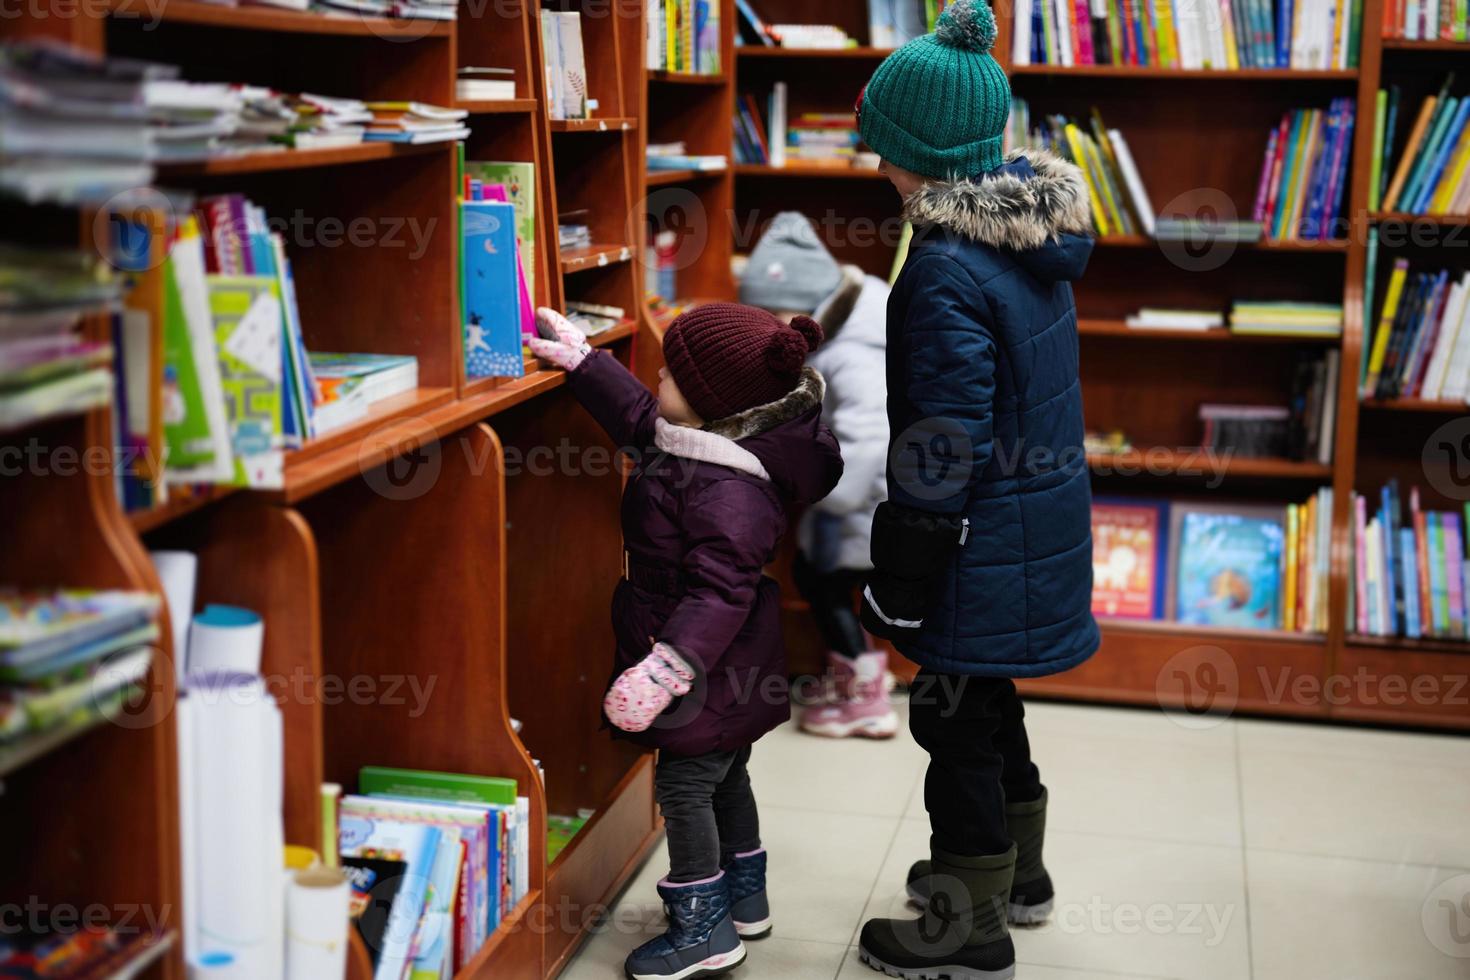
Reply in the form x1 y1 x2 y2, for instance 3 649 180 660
882 149 1100 677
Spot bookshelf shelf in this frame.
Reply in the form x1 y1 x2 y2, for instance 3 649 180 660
107 0 454 38
1094 235 1352 253
457 99 540 114
548 117 639 132
1076 319 1341 343
1008 63 1359 80
1368 210 1470 228
1381 37 1470 50
129 486 239 534
735 45 892 58
647 69 728 83
734 163 887 179
1346 632 1470 656
560 243 634 273
157 141 450 177
646 166 727 184
1087 450 1334 480
1359 397 1468 412
1098 616 1328 645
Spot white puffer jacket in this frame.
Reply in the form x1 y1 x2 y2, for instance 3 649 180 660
798 266 891 572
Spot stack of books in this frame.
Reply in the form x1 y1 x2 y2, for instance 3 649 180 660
541 10 590 121
1350 480 1470 641
0 42 239 204
1383 0 1469 39
1229 300 1344 337
0 589 159 747
1199 351 1339 463
648 141 727 170
566 301 625 337
559 216 592 252
1251 98 1356 241
391 0 457 20
1011 0 1362 69
365 101 469 144
1371 77 1470 217
307 353 419 434
0 246 118 432
1363 260 1470 401
230 89 370 152
341 766 531 976
1090 491 1332 632
785 113 860 166
1123 308 1225 330
1011 100 1154 237
1153 217 1263 242
457 67 516 102
646 0 722 73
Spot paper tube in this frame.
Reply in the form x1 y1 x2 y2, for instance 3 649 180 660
286 868 350 980
150 550 197 683
188 605 264 676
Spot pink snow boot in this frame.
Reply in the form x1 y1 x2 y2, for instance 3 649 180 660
798 650 899 739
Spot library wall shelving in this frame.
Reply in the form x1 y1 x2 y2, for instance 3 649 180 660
732 1 1470 730
3 0 658 977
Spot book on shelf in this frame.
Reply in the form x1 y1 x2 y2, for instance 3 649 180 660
342 855 407 972
769 81 787 168
1153 218 1262 242
339 814 441 980
363 101 469 144
767 23 853 47
547 811 591 862
565 301 627 336
1169 503 1288 630
1383 0 1469 40
1091 497 1169 619
464 161 538 338
462 196 525 380
646 0 722 72
648 141 728 170
1228 300 1344 337
1013 0 1361 68
456 67 516 102
306 352 419 434
541 10 590 121
1250 98 1356 241
733 0 776 44
1349 481 1470 641
868 0 932 47
1009 100 1153 237
0 924 171 978
1375 75 1470 217
1124 308 1225 330
1363 260 1470 401
1197 350 1338 463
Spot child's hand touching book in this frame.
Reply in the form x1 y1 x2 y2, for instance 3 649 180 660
528 307 592 372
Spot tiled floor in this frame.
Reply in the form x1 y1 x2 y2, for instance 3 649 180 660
561 697 1470 980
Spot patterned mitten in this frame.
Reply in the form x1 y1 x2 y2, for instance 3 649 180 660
528 307 591 371
604 642 696 733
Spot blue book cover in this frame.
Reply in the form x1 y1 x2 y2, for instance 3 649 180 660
1379 489 1398 634
1325 102 1356 233
462 201 525 379
1400 526 1422 638
1171 506 1286 629
1275 0 1291 66
1401 96 1459 212
1299 102 1340 240
338 817 443 980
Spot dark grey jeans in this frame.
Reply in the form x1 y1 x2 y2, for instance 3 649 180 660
654 745 761 882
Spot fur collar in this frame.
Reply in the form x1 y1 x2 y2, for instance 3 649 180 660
812 265 865 339
654 418 770 480
901 147 1093 251
703 366 826 441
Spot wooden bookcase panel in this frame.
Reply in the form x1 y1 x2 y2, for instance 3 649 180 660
1073 248 1348 320
646 85 735 156
734 177 904 276
549 133 638 248
456 0 539 100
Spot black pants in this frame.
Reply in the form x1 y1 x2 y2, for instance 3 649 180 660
792 552 867 660
909 670 1044 857
654 746 761 882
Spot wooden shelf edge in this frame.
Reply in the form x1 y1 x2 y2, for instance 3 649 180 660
646 167 728 185
1078 319 1342 343
1099 616 1328 646
455 890 540 978
560 244 635 273
1009 63 1358 79
108 0 453 37
456 99 539 114
1360 397 1467 412
1087 450 1333 480
734 164 887 180
1368 210 1470 228
129 486 238 534
1345 633 1470 657
549 117 638 133
735 45 892 58
647 69 729 83
1381 37 1470 50
158 141 450 177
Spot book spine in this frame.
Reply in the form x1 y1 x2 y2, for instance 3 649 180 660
1075 0 1097 61
1284 504 1299 631
1355 493 1370 633
1369 89 1388 212
1262 112 1294 231
1384 96 1439 213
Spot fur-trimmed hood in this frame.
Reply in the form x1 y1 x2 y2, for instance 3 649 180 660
696 367 841 505
902 148 1095 282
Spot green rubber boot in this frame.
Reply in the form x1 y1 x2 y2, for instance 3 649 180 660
859 844 1016 980
905 788 1054 926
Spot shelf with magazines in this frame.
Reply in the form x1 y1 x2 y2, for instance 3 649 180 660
104 0 456 38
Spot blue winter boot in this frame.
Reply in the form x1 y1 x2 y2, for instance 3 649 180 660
723 848 772 939
624 872 746 980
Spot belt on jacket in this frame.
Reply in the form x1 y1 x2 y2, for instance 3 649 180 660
623 551 685 597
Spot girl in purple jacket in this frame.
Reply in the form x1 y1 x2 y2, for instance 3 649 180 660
530 303 843 980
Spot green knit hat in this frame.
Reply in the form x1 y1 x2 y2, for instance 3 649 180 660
858 0 1011 180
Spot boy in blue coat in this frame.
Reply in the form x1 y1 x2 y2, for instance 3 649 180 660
853 2 1100 977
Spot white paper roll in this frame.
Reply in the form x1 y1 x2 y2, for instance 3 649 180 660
188 605 264 676
150 550 197 683
188 675 286 979
286 868 350 980
177 696 200 965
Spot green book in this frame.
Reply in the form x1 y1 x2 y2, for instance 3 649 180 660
1369 89 1387 213
161 218 233 483
1361 228 1379 390
1402 95 1459 211
359 766 518 806
208 274 284 488
1347 0 1362 68
465 161 537 308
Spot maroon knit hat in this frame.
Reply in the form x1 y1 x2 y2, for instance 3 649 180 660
662 302 824 422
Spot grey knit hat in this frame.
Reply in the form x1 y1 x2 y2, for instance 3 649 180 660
738 212 842 315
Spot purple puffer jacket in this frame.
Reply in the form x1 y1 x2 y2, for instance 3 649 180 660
566 350 843 757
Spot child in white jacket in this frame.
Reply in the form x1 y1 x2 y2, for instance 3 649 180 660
739 212 898 738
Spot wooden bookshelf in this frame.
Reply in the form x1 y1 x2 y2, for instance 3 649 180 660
1008 63 1359 79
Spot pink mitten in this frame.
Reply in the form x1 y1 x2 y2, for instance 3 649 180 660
528 307 591 371
603 642 696 733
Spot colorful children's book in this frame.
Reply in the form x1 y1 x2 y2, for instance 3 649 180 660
465 162 537 331
0 589 158 667
461 200 525 379
342 856 408 970
1167 503 1286 629
361 766 519 806
338 817 442 980
207 275 284 488
1090 497 1169 619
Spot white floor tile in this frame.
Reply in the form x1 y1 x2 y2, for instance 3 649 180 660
1238 716 1470 768
752 707 927 819
1239 746 1470 868
1248 849 1470 980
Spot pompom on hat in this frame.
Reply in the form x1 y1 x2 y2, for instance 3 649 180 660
855 0 1012 179
662 302 823 422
